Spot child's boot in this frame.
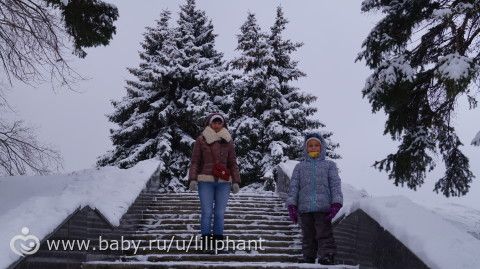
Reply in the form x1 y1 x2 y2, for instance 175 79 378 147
318 252 335 265
299 256 316 263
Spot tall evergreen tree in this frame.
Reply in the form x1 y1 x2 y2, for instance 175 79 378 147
357 0 479 197
230 11 339 185
229 13 273 184
97 0 230 191
268 6 339 164
175 0 232 122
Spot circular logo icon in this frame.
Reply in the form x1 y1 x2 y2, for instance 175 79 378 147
10 227 40 257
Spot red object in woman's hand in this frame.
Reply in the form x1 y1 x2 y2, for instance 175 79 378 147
213 163 230 180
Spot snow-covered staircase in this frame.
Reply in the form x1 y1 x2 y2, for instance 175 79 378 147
83 191 358 268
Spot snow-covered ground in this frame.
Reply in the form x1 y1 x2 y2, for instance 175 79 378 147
279 160 480 269
0 158 160 269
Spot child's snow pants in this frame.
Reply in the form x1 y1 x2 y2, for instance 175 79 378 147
299 211 337 259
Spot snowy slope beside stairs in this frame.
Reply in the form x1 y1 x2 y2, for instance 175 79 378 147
83 190 357 269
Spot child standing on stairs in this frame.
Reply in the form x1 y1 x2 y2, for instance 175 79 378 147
286 132 343 265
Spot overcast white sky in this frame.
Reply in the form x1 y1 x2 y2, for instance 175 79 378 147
3 0 479 208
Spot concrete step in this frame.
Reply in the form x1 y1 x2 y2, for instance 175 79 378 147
120 245 302 255
120 218 293 226
115 233 301 241
15 257 84 269
119 223 298 231
94 237 302 250
82 260 358 269
127 205 287 211
119 213 291 221
118 230 299 237
132 201 285 208
140 191 281 199
133 200 286 207
124 209 290 216
138 196 284 202
82 191 315 268
124 241 301 249
122 253 303 263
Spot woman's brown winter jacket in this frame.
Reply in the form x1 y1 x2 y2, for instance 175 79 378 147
188 127 241 184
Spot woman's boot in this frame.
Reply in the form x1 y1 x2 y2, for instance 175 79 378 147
212 234 229 254
200 234 214 254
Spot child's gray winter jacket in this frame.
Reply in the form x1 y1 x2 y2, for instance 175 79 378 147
286 133 343 213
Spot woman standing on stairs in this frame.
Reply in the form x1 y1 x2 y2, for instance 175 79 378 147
187 112 241 253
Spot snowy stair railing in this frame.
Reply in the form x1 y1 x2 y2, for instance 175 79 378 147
273 164 291 201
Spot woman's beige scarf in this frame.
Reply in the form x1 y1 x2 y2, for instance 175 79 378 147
202 126 232 144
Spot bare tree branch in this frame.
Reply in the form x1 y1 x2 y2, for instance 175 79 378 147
0 0 80 87
0 118 63 176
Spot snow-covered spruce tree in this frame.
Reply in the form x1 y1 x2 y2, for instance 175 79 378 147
229 13 272 185
357 0 480 197
229 11 339 185
268 6 340 164
175 0 233 117
97 1 230 191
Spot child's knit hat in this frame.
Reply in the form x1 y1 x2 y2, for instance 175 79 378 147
203 112 228 129
305 133 323 146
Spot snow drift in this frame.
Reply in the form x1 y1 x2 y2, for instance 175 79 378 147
0 158 160 269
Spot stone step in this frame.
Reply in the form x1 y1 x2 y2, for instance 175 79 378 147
119 223 298 231
126 206 287 213
133 200 285 207
124 253 303 263
120 218 293 226
16 257 84 269
140 193 283 198
138 196 284 202
117 233 301 241
139 192 282 198
127 204 286 210
127 241 300 249
81 191 318 268
120 213 291 221
120 245 302 255
24 249 88 258
124 209 290 216
35 237 303 256
116 229 300 236
82 260 358 269
79 238 301 249
132 201 285 208
134 200 285 206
